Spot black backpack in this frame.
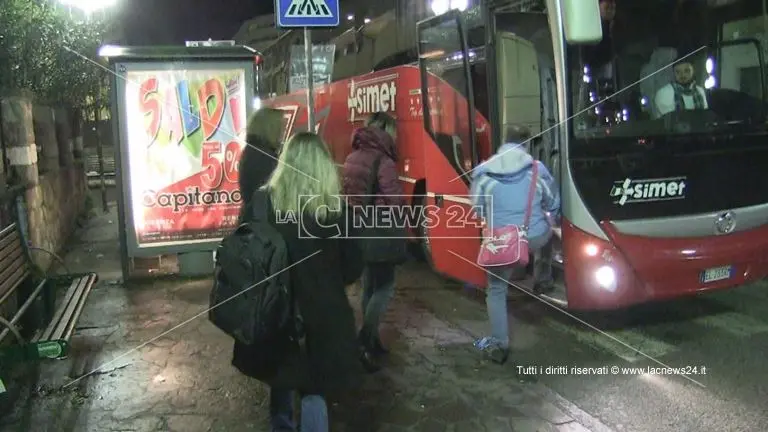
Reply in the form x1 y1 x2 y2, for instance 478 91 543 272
208 191 303 346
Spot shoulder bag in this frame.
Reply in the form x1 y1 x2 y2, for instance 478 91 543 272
476 162 539 267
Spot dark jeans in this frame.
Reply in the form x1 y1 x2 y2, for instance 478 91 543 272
269 387 328 432
359 263 396 348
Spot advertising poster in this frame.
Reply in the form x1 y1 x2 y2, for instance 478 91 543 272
123 68 247 247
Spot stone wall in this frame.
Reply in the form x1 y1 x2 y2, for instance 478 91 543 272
25 169 87 269
0 92 88 271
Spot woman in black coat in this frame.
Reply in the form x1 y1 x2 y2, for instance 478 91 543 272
237 107 284 223
231 132 364 432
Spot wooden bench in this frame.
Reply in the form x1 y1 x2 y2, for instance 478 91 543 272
0 221 98 363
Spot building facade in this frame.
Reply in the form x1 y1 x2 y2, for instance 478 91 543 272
234 0 446 96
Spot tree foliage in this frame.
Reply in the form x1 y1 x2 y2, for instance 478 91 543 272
0 0 111 107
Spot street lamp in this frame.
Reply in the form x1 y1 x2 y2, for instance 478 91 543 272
58 0 116 16
431 0 468 15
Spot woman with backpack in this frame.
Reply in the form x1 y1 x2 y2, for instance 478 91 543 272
237 106 284 222
342 112 406 370
231 131 364 432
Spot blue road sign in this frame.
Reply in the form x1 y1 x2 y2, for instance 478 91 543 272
276 0 340 28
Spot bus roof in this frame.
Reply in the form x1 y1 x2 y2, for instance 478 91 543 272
99 45 260 63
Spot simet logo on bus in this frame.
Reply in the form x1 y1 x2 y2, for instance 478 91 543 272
347 79 397 121
610 177 687 206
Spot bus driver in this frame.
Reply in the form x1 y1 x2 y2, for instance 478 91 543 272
654 57 708 117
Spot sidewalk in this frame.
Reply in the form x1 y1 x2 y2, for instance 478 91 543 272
0 198 611 432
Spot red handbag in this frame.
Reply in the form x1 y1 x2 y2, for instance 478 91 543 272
476 162 538 267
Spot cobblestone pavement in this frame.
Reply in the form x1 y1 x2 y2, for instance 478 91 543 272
0 202 613 432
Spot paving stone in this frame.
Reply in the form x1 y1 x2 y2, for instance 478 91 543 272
558 422 594 432
166 414 214 432
100 415 164 431
426 399 477 423
0 205 603 432
521 400 574 424
509 417 562 432
482 416 515 431
413 417 450 432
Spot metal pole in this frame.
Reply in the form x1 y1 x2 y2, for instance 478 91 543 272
304 27 315 131
95 105 108 213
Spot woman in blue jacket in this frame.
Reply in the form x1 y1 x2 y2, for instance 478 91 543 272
469 124 561 364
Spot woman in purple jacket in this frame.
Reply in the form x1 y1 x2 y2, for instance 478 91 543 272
342 112 405 372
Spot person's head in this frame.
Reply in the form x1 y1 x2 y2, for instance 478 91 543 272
673 60 695 86
246 107 284 151
365 112 397 140
504 124 531 145
599 0 616 21
266 131 341 221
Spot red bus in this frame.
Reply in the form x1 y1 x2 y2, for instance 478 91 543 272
262 0 768 310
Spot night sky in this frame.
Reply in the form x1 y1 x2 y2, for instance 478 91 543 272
120 0 274 45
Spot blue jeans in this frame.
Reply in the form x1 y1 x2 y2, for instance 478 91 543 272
485 232 553 349
359 263 396 348
270 388 328 432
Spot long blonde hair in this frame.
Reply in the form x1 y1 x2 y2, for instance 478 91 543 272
266 132 342 221
246 107 284 151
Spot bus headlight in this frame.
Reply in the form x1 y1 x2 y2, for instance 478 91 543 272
595 265 616 291
584 243 599 256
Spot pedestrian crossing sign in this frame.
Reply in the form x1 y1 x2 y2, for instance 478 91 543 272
276 0 340 28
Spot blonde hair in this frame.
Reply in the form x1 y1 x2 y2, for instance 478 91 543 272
365 112 397 138
246 107 284 151
266 132 342 221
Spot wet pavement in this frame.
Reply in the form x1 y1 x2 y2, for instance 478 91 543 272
0 198 610 432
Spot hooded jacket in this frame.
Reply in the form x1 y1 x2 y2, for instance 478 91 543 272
238 135 279 223
341 126 405 206
470 143 560 240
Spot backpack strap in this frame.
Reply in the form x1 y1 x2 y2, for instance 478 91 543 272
364 155 383 206
522 162 539 231
249 188 275 224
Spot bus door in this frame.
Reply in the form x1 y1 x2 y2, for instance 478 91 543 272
487 10 557 173
417 11 487 288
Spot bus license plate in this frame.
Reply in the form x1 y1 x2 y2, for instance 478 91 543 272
701 265 733 283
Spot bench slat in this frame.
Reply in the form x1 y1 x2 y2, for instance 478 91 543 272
35 274 97 342
0 258 28 303
0 241 23 267
0 227 22 255
57 274 98 341
0 267 29 306
0 225 28 302
37 278 86 341
0 223 19 243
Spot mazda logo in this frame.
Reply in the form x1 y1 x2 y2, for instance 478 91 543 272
714 211 735 235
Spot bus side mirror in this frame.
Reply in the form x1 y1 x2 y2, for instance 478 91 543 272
561 0 603 44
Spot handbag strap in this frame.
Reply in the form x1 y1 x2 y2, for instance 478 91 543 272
522 162 539 230
364 155 383 206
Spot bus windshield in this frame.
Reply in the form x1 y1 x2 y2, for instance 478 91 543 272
568 0 768 139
